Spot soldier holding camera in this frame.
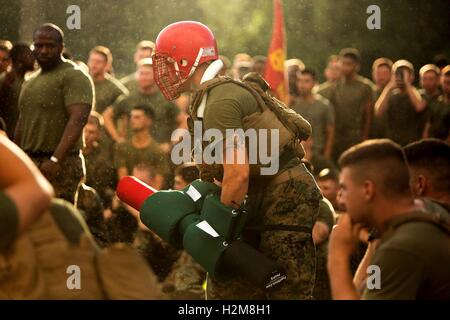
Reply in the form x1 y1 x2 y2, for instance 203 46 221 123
374 60 427 146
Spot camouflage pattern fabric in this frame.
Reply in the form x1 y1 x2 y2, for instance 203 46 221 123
206 160 322 300
162 251 206 300
31 154 84 204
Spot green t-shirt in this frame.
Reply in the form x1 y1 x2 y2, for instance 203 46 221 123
313 198 335 300
315 81 335 101
427 95 450 139
120 72 138 94
18 60 94 153
202 82 260 135
328 76 374 146
114 140 170 175
113 90 179 143
363 210 450 300
0 73 24 138
0 191 19 252
93 74 129 114
386 89 427 146
291 95 334 155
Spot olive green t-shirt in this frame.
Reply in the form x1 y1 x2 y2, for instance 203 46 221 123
113 90 179 143
94 74 129 114
114 140 170 175
0 191 19 252
315 81 335 101
202 82 260 135
363 210 450 300
427 95 450 139
0 73 24 138
18 60 94 153
328 76 374 147
291 95 334 155
385 89 428 146
120 72 138 94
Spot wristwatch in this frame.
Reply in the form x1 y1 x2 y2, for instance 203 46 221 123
50 155 59 164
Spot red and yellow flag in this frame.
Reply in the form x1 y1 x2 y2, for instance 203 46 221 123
264 0 287 102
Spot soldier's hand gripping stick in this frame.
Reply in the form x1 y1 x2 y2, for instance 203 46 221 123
116 176 287 290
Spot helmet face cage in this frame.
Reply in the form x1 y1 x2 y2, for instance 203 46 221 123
153 53 185 101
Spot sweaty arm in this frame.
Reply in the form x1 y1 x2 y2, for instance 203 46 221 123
375 82 395 117
353 240 378 293
406 84 427 112
0 135 54 250
53 103 91 161
103 106 125 143
203 85 259 209
220 142 250 209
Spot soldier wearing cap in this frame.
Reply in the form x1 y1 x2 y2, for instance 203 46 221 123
375 59 427 146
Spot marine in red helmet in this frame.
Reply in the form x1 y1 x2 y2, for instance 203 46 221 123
153 21 321 299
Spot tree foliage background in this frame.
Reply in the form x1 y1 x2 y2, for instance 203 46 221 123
1 0 449 81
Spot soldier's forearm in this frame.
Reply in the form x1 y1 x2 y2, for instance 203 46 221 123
220 164 249 209
406 86 426 112
102 107 121 141
353 241 377 291
374 84 393 117
328 254 360 300
0 135 54 233
53 116 85 161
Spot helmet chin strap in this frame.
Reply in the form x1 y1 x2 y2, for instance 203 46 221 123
188 48 204 77
197 59 224 118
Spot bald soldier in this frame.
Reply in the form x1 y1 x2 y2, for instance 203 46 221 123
15 23 93 203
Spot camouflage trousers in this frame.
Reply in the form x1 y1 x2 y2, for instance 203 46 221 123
206 161 322 300
31 153 85 204
313 241 332 300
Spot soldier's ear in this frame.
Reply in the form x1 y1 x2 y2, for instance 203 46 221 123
416 175 427 197
363 179 375 201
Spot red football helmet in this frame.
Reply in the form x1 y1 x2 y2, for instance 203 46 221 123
153 21 219 101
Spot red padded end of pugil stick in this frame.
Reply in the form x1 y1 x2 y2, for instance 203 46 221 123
116 176 158 211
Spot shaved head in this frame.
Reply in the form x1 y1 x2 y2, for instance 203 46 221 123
33 23 64 44
339 139 411 198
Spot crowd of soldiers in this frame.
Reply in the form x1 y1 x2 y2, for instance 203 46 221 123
0 21 449 300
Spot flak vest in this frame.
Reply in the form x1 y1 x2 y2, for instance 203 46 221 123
0 210 104 299
0 209 162 299
188 73 312 182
